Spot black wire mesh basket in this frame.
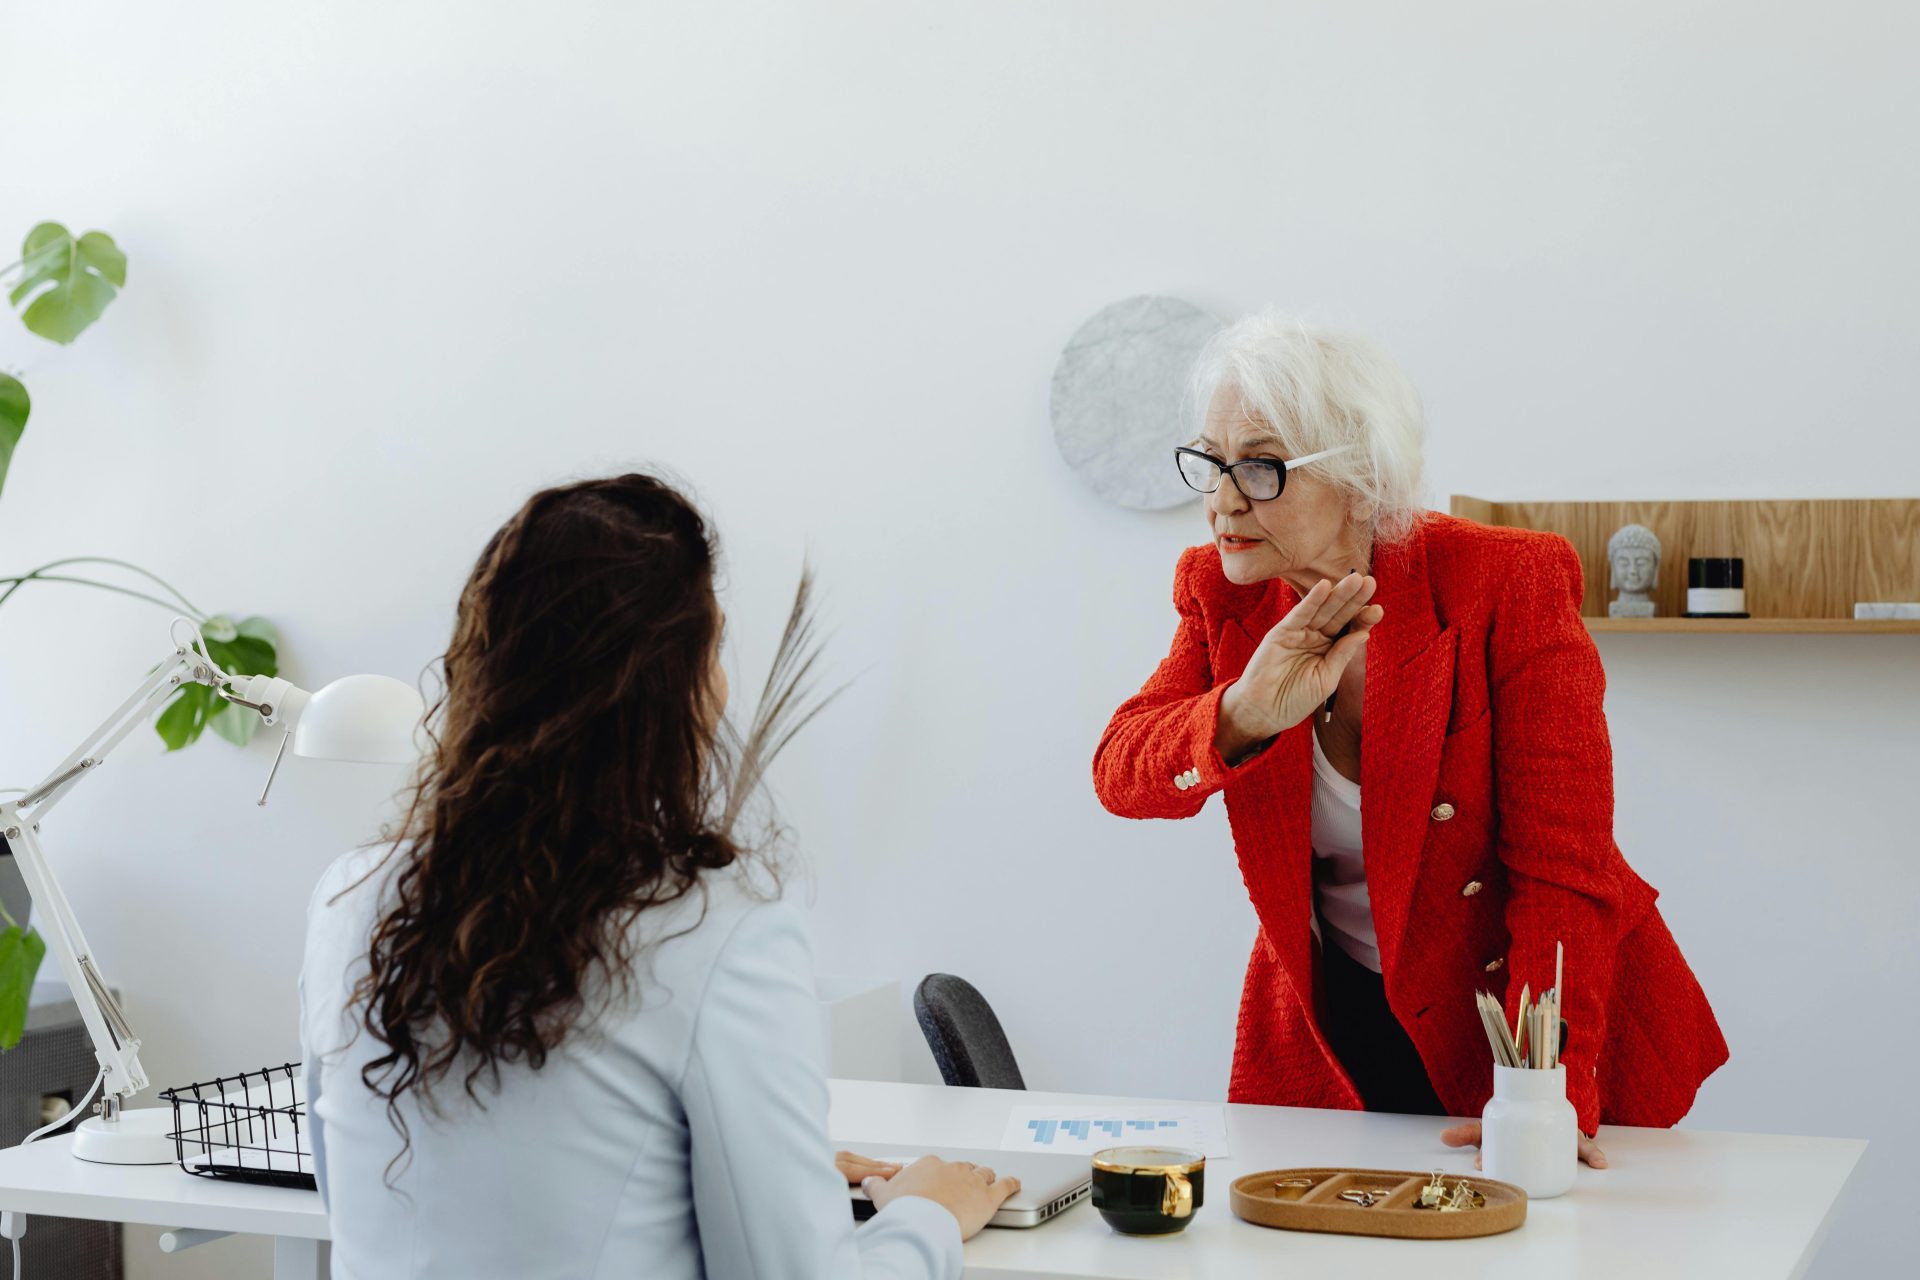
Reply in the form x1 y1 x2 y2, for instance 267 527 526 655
159 1062 316 1190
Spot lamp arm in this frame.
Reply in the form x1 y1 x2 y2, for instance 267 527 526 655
0 820 146 1102
0 645 236 1107
21 649 211 821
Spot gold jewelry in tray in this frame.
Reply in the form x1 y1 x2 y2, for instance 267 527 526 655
1230 1167 1527 1239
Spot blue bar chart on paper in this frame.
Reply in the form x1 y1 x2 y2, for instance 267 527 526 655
1024 1118 1181 1145
1000 1106 1231 1157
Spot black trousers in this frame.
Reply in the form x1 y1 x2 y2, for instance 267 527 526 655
1319 935 1447 1116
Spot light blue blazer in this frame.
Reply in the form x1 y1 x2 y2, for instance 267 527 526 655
300 848 959 1278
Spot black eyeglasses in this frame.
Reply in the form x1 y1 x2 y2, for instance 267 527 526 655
1174 444 1353 501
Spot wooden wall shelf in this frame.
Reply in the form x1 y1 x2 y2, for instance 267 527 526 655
1451 495 1920 633
1584 617 1920 635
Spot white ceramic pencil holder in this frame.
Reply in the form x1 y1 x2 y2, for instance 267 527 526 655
1481 1064 1577 1199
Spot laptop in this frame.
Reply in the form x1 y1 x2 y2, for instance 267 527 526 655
846 1144 1091 1228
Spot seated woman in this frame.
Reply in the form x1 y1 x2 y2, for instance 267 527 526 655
1093 312 1728 1163
301 473 1016 1278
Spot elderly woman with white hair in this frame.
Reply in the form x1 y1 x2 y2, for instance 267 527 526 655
1093 313 1727 1164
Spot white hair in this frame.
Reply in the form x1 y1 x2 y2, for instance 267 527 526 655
1186 311 1428 544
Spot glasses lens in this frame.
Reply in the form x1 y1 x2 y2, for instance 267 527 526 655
1238 461 1283 500
1176 451 1221 493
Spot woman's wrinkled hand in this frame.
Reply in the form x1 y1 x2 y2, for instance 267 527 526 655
1439 1120 1610 1169
1216 573 1382 759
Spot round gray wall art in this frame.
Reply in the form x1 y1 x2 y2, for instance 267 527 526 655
1050 295 1222 510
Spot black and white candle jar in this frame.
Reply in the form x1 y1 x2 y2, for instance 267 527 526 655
1685 557 1749 618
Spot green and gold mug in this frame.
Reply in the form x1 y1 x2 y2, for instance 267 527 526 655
1090 1147 1206 1235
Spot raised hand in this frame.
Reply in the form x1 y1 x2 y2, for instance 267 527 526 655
1216 573 1382 761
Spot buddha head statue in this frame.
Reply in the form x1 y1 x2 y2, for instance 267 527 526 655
1607 523 1662 596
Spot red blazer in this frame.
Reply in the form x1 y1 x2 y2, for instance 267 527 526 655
1094 513 1727 1132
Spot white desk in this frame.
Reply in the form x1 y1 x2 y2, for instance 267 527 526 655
0 1082 1865 1279
0 1133 326 1278
830 1081 1865 1280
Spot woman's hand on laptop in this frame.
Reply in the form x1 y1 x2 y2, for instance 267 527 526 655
836 1151 905 1184
862 1155 1023 1239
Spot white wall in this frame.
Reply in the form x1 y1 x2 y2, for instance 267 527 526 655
1 2 1912 1275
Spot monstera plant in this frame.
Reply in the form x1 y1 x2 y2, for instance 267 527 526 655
0 220 280 747
0 222 282 1046
0 222 126 499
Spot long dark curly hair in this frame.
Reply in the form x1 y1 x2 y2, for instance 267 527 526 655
350 472 828 1175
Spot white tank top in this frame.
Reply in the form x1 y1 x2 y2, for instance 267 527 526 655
1311 728 1381 973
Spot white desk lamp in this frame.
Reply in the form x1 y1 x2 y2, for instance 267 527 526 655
0 620 423 1164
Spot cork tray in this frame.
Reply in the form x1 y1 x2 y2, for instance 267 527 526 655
1230 1168 1527 1239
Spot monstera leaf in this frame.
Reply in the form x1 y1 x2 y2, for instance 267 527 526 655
0 373 25 500
155 614 282 750
0 925 46 1051
8 222 127 345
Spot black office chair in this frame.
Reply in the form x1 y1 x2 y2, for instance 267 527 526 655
912 974 1027 1090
